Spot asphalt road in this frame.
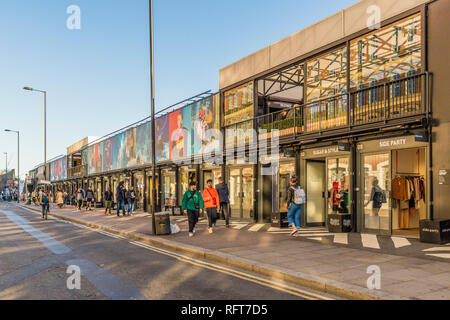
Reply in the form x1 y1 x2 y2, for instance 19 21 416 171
0 202 338 300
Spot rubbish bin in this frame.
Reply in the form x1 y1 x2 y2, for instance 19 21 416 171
155 211 171 235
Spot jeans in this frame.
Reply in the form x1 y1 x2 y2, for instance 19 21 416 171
187 210 199 233
220 202 231 226
287 204 303 229
127 201 135 215
42 203 49 217
206 207 218 227
116 199 126 216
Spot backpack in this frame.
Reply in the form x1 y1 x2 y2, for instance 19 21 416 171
291 186 305 205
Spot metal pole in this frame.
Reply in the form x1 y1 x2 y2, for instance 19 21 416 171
149 0 157 235
44 91 47 179
17 132 19 202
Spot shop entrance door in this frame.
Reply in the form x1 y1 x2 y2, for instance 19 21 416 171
306 160 326 226
229 166 254 221
361 152 391 235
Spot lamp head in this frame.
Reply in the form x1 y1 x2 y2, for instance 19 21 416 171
5 129 11 132
23 87 33 91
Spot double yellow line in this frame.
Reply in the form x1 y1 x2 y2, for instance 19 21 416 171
129 240 334 301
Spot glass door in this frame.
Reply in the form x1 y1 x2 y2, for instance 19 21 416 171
362 152 391 235
306 160 326 226
327 157 350 215
241 167 254 220
229 168 241 219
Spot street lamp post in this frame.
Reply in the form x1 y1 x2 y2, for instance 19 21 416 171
149 0 157 235
5 129 19 202
3 152 7 189
23 87 47 179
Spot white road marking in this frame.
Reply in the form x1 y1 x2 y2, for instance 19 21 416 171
361 234 380 249
425 254 450 259
248 224 265 232
391 237 412 249
296 233 334 237
232 224 248 230
307 237 323 241
423 247 450 252
334 233 348 245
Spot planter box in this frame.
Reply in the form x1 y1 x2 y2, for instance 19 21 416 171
420 219 450 244
271 211 289 228
328 214 352 233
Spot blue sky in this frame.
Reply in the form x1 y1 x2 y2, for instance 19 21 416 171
0 0 359 178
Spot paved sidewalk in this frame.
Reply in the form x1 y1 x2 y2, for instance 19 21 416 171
18 203 450 300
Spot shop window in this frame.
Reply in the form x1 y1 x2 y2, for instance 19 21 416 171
350 13 422 90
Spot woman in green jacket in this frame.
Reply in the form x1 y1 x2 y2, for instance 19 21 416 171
182 182 204 237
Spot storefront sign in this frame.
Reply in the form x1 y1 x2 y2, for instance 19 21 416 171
439 170 449 185
312 146 339 156
338 142 351 152
414 131 429 142
379 138 406 148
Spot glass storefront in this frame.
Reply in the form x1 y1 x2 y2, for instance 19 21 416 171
162 169 176 209
327 157 350 215
229 166 254 221
357 136 428 237
179 166 197 206
133 171 145 210
275 160 296 213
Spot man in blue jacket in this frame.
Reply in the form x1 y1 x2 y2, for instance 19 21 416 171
215 176 231 228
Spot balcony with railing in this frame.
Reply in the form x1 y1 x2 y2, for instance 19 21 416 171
67 165 87 178
257 72 430 141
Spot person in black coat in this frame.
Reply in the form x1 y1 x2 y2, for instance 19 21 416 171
215 176 231 228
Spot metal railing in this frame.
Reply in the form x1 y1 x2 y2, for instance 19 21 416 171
67 165 87 178
256 72 429 139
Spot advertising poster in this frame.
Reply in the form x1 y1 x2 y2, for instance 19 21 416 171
102 138 113 172
112 134 121 170
136 121 152 165
82 148 89 170
88 145 96 175
169 109 188 161
181 105 193 158
155 114 170 163
61 156 67 180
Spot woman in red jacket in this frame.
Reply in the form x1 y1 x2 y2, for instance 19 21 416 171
202 179 220 234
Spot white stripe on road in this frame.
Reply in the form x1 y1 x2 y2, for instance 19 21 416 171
334 233 348 245
1 210 71 255
423 247 450 252
231 224 249 230
425 254 450 259
296 233 333 237
248 224 265 232
361 234 380 249
307 237 323 241
391 237 411 249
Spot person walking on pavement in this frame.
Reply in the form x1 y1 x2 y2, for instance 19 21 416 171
127 186 136 216
76 187 84 211
85 186 95 211
286 177 306 236
116 182 126 217
104 187 113 215
215 176 231 228
182 182 204 237
56 189 64 209
202 179 220 234
41 191 50 220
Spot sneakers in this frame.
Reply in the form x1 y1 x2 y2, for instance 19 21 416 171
290 228 300 236
189 232 194 237
208 227 213 234
193 228 196 234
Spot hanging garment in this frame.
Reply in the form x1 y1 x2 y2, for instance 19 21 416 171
392 176 408 201
399 209 410 229
419 178 426 200
414 178 421 201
